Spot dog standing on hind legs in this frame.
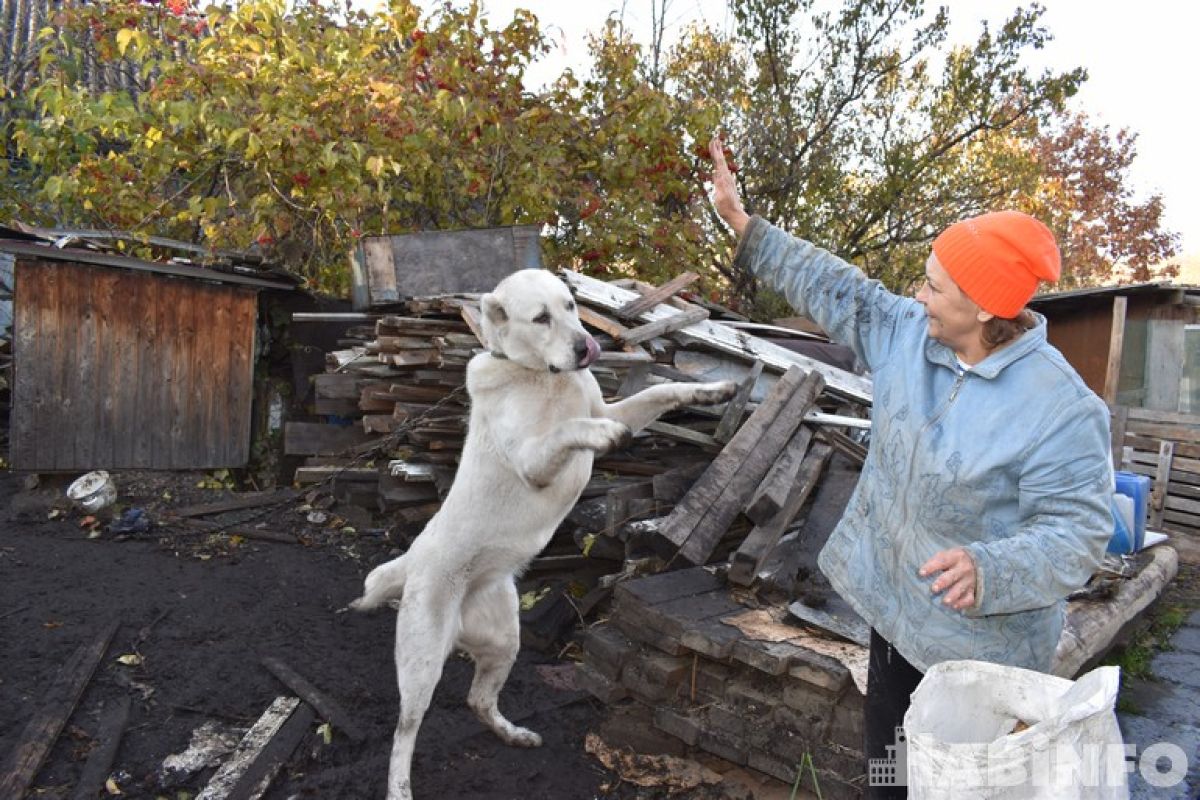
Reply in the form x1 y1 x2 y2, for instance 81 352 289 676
351 269 736 800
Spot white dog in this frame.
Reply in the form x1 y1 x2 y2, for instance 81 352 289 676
351 269 735 800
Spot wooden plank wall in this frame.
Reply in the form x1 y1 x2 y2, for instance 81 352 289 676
10 260 257 470
1112 404 1200 562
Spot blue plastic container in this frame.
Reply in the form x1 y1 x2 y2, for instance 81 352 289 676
1112 471 1151 553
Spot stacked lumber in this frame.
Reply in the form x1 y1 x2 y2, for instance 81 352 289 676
287 299 480 520
1111 405 1200 562
575 567 867 800
293 272 871 543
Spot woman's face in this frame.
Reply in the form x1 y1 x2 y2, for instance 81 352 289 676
915 252 990 361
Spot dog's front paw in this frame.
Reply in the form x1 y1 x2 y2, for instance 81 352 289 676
584 418 632 454
691 380 738 405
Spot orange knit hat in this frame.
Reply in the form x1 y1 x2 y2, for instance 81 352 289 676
931 210 1061 318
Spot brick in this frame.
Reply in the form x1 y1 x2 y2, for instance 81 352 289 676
690 660 733 704
680 616 742 660
598 704 689 757
781 680 839 719
726 675 783 714
576 661 629 704
733 638 804 676
585 652 622 682
613 566 724 608
613 608 686 655
829 698 865 751
581 623 637 674
699 731 748 766
707 703 748 739
643 588 745 640
788 646 851 693
653 705 704 747
622 651 691 702
747 749 798 785
768 725 821 764
747 727 866 799
816 741 865 783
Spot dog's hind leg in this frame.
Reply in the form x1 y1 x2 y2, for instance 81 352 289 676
386 586 460 800
458 578 542 747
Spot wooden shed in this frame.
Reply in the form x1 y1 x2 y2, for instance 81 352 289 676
1030 283 1200 560
3 238 296 471
1029 282 1200 411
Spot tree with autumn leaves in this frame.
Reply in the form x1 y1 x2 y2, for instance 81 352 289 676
0 0 1181 306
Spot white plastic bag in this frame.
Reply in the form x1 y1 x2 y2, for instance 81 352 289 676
903 660 1128 799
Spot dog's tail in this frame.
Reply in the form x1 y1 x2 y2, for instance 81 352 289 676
349 555 408 611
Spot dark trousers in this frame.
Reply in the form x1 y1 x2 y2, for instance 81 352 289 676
864 629 925 799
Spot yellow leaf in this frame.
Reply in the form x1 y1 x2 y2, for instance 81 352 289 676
105 776 122 795
116 29 136 57
519 587 550 611
317 722 333 744
116 653 143 666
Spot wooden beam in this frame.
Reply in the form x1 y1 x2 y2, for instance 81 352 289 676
196 697 302 800
0 620 120 800
577 305 632 340
1150 440 1175 529
284 422 376 457
562 270 871 404
713 360 763 444
1103 295 1127 405
729 442 832 586
618 306 710 347
260 657 366 743
614 271 700 320
656 367 806 550
1053 546 1177 678
169 490 298 519
662 369 826 566
1111 405 1130 471
70 697 132 800
744 426 815 525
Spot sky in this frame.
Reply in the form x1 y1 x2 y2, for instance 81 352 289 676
417 1 1200 258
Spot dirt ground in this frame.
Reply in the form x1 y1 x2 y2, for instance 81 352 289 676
0 467 751 800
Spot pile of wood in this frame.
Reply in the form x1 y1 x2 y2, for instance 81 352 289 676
575 566 868 800
1112 405 1200 561
288 271 871 565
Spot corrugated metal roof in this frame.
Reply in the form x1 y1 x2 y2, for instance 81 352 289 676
0 238 297 290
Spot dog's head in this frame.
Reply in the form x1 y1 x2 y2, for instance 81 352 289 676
480 270 600 373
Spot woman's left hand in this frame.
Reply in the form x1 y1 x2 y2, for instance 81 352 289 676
919 548 978 612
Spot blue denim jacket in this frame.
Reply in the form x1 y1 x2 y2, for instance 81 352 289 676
736 216 1112 672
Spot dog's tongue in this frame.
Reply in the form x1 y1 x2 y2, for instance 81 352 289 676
579 336 601 369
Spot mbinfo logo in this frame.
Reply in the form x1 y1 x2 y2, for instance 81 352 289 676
869 726 1190 789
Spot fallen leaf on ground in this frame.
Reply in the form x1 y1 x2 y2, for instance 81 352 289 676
584 732 722 791
116 653 144 666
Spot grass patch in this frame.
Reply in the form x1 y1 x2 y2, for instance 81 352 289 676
1103 603 1190 680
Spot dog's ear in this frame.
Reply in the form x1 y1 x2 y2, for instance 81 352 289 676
481 293 508 326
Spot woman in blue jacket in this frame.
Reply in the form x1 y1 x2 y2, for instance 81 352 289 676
707 137 1113 798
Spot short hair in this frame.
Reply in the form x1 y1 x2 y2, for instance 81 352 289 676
982 309 1037 350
